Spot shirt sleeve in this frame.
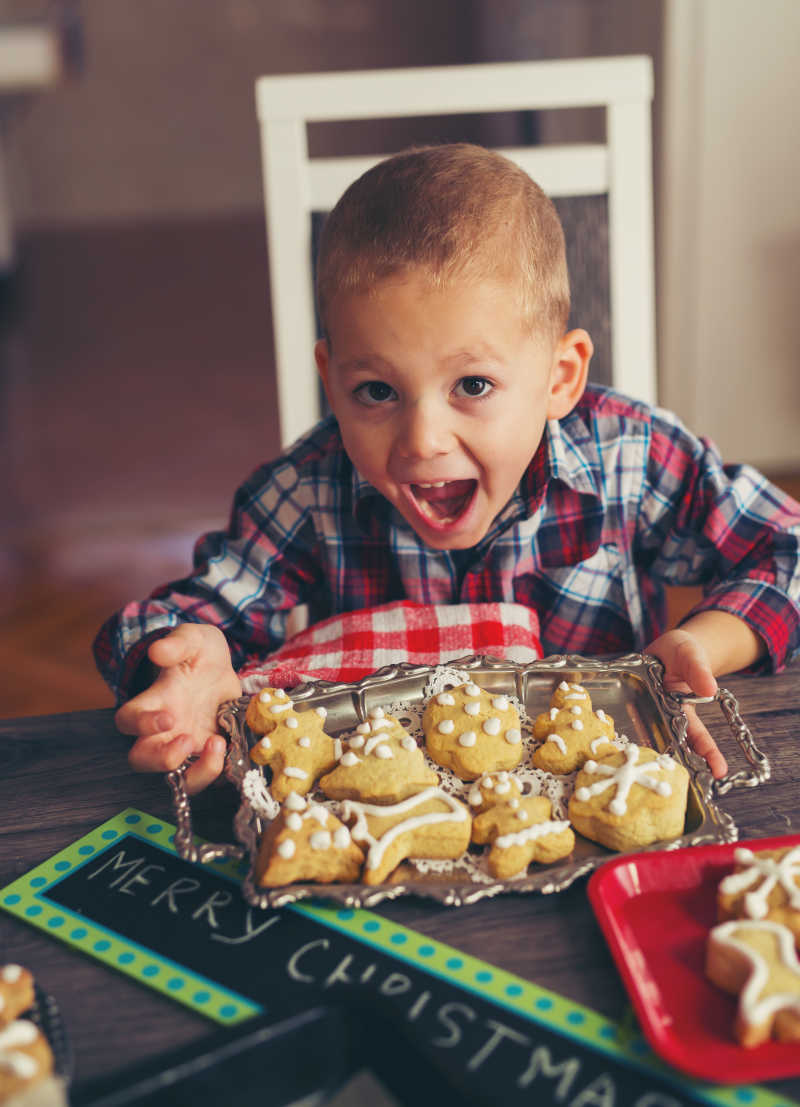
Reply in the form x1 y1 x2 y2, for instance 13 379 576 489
636 408 800 671
93 457 325 701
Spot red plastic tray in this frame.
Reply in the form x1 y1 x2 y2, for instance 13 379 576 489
588 833 800 1085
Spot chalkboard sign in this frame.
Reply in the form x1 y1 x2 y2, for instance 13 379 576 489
0 809 788 1107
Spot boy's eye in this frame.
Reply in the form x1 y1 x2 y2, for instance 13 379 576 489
455 376 493 399
354 380 397 406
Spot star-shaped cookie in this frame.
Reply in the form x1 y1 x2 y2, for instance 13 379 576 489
706 919 800 1047
472 795 575 879
717 845 800 946
531 681 617 773
255 792 364 887
319 707 439 804
422 682 523 780
341 786 472 885
247 687 338 802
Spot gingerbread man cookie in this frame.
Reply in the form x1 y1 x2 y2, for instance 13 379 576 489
0 965 34 1027
342 787 472 885
567 743 689 852
717 845 800 946
254 792 364 887
319 707 439 804
706 919 800 1047
531 681 617 774
248 687 338 802
466 771 523 815
472 795 575 880
422 682 522 780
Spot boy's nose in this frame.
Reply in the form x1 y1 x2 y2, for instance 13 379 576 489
396 399 452 459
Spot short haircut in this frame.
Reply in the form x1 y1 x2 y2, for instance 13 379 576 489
315 143 570 343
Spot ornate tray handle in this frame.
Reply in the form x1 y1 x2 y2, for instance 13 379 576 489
667 687 771 795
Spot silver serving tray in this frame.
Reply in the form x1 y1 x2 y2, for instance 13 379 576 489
168 653 769 908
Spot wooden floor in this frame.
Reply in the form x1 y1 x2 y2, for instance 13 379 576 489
2 220 798 720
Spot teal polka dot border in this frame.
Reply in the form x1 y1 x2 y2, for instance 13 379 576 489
0 808 260 1027
1 808 790 1107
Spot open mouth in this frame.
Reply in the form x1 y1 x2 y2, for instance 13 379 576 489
408 479 477 526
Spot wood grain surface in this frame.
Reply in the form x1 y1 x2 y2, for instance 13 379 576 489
1 664 799 1102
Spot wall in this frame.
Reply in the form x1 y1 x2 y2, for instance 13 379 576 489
659 0 800 470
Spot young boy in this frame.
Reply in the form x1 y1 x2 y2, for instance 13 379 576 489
95 144 800 795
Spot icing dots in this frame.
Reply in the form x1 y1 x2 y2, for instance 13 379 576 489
720 845 800 920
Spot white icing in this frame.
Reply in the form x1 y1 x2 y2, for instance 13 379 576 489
370 719 392 731
571 719 584 731
570 705 583 715
549 707 559 721
590 736 612 755
401 737 417 751
546 733 567 754
258 690 272 703
356 723 371 735
375 744 393 759
277 839 295 859
286 717 299 729
298 737 311 748
597 710 608 722
370 707 386 719
436 693 455 706
464 683 481 697
458 731 477 747
570 684 585 692
333 826 351 849
333 738 343 760
284 792 306 811
340 752 360 767
575 746 675 814
483 717 501 736
284 767 308 780
310 830 332 851
496 819 571 850
342 787 467 871
286 812 303 831
505 728 521 745
566 692 588 701
437 719 455 734
0 1020 39 1078
492 696 510 711
258 736 271 750
558 681 570 691
270 702 292 714
349 735 366 749
495 773 511 794
719 845 800 919
516 809 528 821
315 706 328 718
1 966 22 983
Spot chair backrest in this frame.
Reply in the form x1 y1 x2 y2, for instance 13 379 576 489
255 57 655 449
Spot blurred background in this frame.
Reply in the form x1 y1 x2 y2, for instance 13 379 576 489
1 0 798 716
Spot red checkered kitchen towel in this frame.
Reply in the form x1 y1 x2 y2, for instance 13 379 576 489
238 601 542 692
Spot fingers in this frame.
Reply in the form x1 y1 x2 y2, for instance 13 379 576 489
127 730 195 774
183 734 227 795
684 704 728 779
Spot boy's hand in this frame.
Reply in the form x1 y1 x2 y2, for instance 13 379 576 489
645 628 727 779
115 624 242 794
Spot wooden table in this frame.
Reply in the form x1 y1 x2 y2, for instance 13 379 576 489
2 663 799 1105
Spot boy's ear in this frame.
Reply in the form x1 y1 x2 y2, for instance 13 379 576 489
314 338 332 404
546 328 593 420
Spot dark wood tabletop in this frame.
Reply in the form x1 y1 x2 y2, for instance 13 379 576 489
2 662 799 1105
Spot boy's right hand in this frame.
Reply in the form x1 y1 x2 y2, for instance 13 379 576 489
114 624 242 794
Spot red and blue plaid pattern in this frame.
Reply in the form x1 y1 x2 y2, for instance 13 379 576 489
95 386 800 700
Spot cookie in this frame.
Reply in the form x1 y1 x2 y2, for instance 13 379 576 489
567 744 689 852
254 792 364 887
422 683 522 780
472 795 575 879
0 965 34 1028
342 787 472 885
466 771 523 814
706 919 800 1047
531 681 617 774
0 1019 54 1104
248 688 338 802
319 708 439 804
717 845 800 945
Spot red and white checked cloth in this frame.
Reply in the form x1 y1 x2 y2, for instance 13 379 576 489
238 601 542 692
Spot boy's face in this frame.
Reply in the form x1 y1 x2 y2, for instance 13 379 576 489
316 272 588 550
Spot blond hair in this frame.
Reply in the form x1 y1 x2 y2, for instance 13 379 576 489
315 143 570 342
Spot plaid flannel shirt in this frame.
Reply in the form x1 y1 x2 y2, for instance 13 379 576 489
94 385 800 699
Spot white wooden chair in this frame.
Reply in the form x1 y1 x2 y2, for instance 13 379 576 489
255 57 656 449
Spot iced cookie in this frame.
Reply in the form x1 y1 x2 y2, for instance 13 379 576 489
319 707 439 804
0 1019 54 1104
531 681 617 774
717 845 800 946
0 965 34 1027
342 787 472 885
466 771 523 815
248 688 338 802
422 683 522 780
472 795 575 880
254 793 364 887
706 919 800 1047
567 744 689 852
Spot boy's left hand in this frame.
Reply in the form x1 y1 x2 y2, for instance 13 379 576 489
645 628 727 779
